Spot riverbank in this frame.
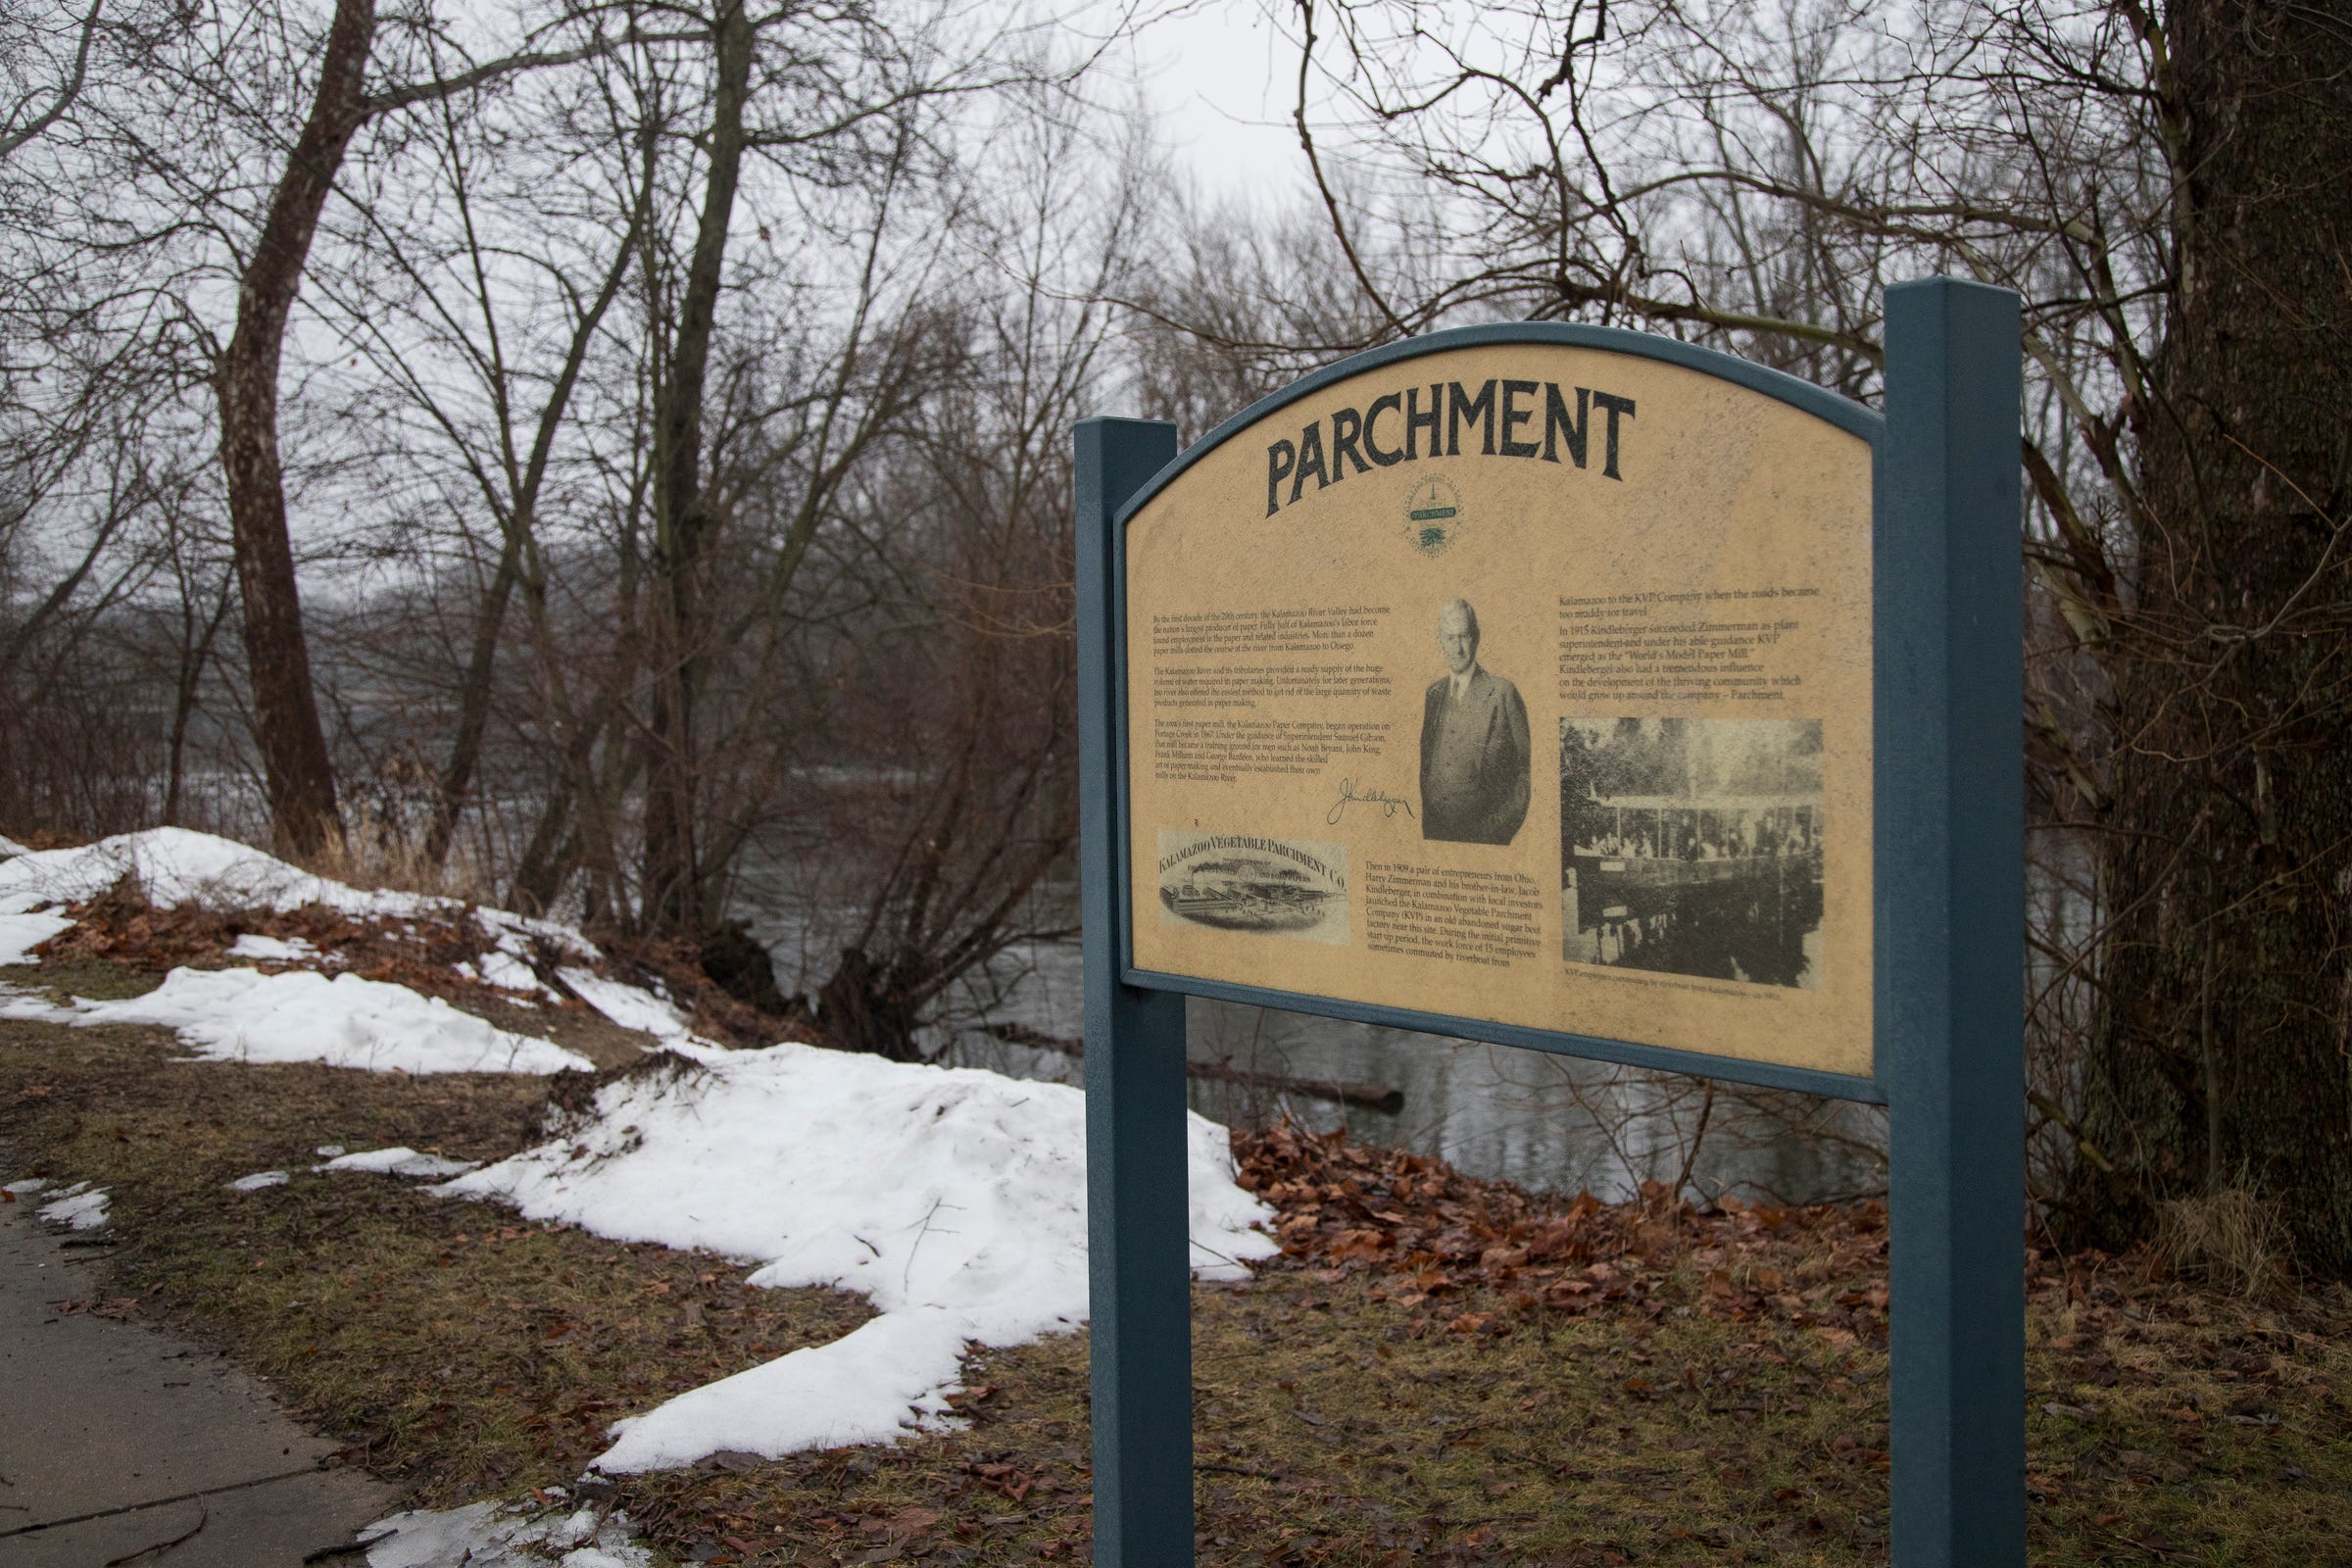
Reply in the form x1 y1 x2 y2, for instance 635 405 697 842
2 831 2345 1564
3 970 2346 1564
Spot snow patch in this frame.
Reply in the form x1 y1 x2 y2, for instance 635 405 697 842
227 932 320 962
0 830 670 1056
474 951 552 997
363 1500 651 1567
318 1148 481 1179
557 968 699 1042
59 967 592 1075
475 906 598 962
0 984 72 1022
40 1183 110 1230
228 1170 291 1192
0 910 72 965
596 1307 971 1472
0 827 468 973
0 827 447 921
443 1041 1277 1471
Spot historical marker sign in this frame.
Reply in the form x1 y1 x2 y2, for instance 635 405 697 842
1122 341 1875 1080
1077 283 2025 1568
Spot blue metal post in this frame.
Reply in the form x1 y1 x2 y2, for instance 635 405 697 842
1075 416 1192 1568
1880 278 2026 1567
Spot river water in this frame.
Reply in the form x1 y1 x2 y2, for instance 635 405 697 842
737 868 1885 1206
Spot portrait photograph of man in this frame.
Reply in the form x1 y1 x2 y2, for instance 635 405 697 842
1418 598 1531 845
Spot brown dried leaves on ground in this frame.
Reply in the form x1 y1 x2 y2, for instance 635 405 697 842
1236 1118 1889 1344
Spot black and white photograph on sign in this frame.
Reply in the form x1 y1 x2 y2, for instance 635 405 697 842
1156 831 1351 945
1559 717 1825 989
1418 598 1531 845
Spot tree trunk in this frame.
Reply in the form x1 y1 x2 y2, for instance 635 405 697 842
424 536 520 866
164 572 235 828
510 776 576 916
2078 0 2352 1277
215 0 376 857
429 188 641 871
639 0 753 936
815 946 928 1061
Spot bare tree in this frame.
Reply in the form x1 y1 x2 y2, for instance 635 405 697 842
0 0 104 162
627 0 1045 936
201 0 675 856
301 43 655 871
799 103 1156 1054
300 0 1024 937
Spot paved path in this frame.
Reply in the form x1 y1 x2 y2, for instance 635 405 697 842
0 1196 397 1567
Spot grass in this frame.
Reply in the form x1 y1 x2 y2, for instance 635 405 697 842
3 957 2348 1565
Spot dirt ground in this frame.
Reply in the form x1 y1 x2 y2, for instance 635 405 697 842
2 956 2345 1566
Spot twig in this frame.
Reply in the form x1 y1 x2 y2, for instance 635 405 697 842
302 1530 396 1564
988 1024 1403 1111
901 1194 962 1294
1670 1079 1716 1202
2028 1090 2117 1174
105 1500 205 1566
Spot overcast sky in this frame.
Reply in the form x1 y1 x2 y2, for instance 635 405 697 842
1117 0 1307 204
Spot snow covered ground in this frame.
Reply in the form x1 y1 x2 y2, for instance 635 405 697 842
37 1181 111 1230
0 827 1284 1481
556 967 698 1041
0 830 618 1069
0 826 442 923
0 907 71 965
320 1147 481 1179
0 827 597 964
0 970 588 1075
362 1498 652 1567
446 1039 1278 1471
7 966 595 1074
228 932 320 961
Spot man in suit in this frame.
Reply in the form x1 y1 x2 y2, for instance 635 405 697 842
1419 598 1531 845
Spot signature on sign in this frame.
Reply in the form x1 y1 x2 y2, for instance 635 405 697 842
1326 778 1415 826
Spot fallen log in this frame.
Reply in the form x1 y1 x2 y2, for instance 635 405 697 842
986 1021 1404 1113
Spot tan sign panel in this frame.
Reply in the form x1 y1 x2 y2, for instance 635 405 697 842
1125 342 1873 1077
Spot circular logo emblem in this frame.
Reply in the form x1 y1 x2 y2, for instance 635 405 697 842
1404 475 1461 556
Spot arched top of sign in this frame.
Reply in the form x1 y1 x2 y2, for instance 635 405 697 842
1114 320 1883 1101
1112 321 1882 530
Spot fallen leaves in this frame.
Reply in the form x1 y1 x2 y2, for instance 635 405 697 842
1232 1119 1893 1345
965 1460 1043 1502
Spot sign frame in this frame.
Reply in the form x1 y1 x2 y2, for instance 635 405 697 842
1112 319 1884 1103
1077 277 2024 1568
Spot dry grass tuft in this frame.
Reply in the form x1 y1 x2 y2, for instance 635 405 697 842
2153 1186 2294 1302
0 826 90 852
297 811 503 906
